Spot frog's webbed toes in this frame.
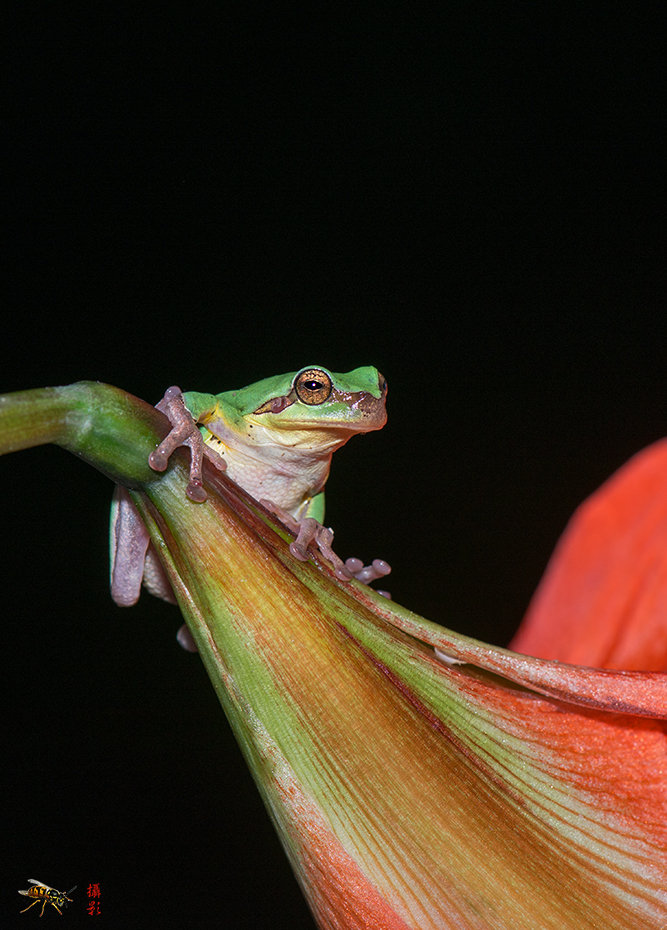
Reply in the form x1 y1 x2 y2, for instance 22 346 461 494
344 557 391 584
293 519 352 580
260 504 351 579
344 557 392 598
202 444 228 473
262 501 392 590
149 386 225 502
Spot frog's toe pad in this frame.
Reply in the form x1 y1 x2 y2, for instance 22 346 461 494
176 624 198 652
434 647 465 666
186 480 207 502
345 557 391 585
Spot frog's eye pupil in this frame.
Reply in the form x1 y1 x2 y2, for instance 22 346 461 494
295 368 333 405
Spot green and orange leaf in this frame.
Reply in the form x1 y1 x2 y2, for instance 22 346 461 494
1 383 665 929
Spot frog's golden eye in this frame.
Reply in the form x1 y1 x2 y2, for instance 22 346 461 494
294 369 333 405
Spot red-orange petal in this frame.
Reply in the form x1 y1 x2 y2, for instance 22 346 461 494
510 440 667 670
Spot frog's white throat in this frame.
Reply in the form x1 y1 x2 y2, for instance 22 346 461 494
202 418 351 517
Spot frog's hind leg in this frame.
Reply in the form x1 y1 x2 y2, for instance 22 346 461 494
110 486 151 607
110 486 178 606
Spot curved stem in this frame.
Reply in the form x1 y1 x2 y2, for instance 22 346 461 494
0 381 165 487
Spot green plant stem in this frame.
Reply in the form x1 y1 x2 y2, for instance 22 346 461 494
0 382 164 486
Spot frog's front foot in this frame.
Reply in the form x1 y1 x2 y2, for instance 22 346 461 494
261 501 392 592
149 386 225 501
262 504 350 578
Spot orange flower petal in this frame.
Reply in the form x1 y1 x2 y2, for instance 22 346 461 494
511 440 667 670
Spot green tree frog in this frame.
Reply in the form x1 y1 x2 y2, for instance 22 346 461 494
110 366 390 642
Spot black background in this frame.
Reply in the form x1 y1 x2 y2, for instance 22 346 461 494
3 5 667 927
